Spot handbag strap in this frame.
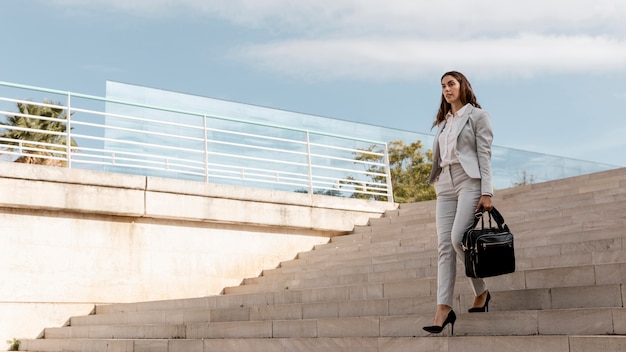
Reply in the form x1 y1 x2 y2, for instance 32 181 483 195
488 206 506 227
470 209 484 230
472 206 507 231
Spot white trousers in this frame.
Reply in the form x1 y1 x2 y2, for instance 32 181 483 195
434 163 487 307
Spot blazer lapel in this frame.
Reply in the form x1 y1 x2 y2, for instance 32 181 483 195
453 105 474 140
432 119 447 159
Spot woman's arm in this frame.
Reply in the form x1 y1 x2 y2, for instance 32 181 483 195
474 110 494 201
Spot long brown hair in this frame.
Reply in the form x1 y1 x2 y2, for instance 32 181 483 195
432 71 481 129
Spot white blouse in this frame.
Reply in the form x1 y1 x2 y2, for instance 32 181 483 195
438 103 470 167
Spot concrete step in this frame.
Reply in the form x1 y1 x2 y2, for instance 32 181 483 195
41 307 626 341
245 260 617 298
238 243 626 294
18 335 626 352
336 204 626 251
71 284 625 329
89 272 626 324
501 183 626 206
291 231 625 273
226 261 626 305
376 197 626 232
496 169 626 199
415 201 624 233
296 226 625 276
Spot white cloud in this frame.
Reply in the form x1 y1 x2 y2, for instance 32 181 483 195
49 0 626 79
237 34 626 80
50 0 626 34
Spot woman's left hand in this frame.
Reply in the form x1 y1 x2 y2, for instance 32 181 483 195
476 195 493 211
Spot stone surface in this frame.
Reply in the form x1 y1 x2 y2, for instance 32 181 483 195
12 166 626 351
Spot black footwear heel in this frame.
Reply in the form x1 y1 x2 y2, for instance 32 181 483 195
423 310 456 335
468 291 491 313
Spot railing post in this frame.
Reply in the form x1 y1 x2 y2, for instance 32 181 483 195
203 114 209 183
306 131 313 195
66 92 72 168
382 143 394 203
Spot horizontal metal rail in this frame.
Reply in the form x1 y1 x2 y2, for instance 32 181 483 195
0 81 394 201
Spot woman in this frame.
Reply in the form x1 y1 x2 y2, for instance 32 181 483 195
422 71 494 335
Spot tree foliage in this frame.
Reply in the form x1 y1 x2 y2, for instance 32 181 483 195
351 140 436 203
0 100 77 166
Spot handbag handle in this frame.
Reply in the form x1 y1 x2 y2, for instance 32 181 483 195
471 206 507 231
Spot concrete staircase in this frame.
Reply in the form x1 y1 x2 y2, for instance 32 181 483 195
18 168 626 351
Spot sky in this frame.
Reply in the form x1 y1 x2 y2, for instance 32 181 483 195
2 0 626 167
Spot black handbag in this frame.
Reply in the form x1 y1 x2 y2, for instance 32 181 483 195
462 206 515 278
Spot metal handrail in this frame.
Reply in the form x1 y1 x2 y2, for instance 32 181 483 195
0 81 394 202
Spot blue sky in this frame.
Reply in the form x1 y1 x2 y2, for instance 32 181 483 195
2 0 626 166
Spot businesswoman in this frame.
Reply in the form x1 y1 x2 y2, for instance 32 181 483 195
422 71 494 335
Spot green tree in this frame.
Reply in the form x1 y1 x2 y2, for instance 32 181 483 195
351 140 436 203
1 100 77 166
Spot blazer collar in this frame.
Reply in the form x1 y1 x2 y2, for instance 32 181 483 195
451 104 474 139
434 103 475 138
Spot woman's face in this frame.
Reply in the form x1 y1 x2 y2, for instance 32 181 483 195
441 75 461 106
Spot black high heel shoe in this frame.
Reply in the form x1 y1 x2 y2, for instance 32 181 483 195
468 291 491 313
423 310 456 335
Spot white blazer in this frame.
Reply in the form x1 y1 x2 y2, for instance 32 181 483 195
428 105 494 195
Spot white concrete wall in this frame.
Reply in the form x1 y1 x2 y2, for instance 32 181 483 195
0 163 396 342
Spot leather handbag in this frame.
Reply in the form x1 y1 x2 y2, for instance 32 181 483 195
462 206 515 278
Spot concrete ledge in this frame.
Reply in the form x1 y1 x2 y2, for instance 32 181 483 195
0 162 396 233
0 163 145 216
0 162 396 340
144 175 396 232
0 160 147 189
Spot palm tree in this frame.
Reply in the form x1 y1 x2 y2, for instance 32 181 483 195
0 100 78 166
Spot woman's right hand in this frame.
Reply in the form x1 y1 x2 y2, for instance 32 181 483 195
476 195 493 211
